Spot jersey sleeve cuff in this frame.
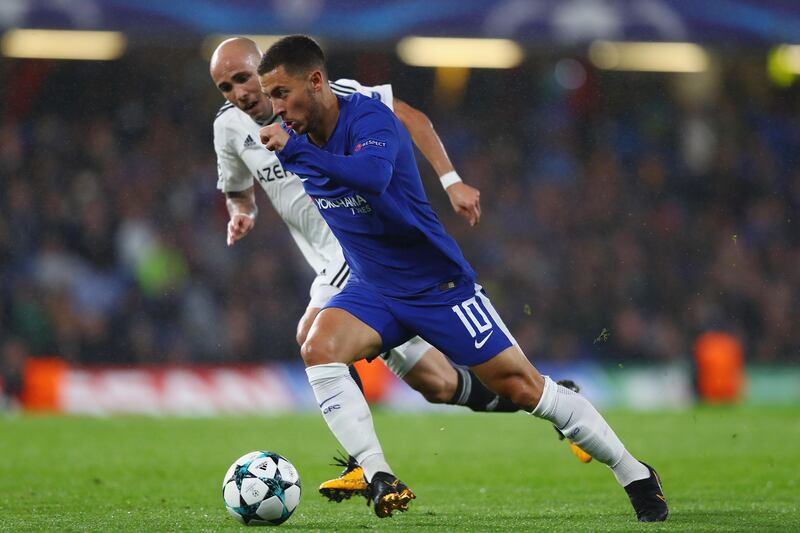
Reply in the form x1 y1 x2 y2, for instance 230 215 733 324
279 133 300 160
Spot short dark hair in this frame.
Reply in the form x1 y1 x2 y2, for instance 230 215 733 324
257 35 326 77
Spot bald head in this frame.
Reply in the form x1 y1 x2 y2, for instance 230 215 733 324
210 37 272 121
210 37 261 76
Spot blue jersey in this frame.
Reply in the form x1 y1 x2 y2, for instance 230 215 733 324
277 93 475 298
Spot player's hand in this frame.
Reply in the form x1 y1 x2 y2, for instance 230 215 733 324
260 123 290 152
446 182 481 226
227 213 255 246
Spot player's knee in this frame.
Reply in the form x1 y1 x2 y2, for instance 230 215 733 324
494 375 541 411
300 336 337 366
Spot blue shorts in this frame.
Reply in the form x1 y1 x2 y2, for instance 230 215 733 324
323 278 516 366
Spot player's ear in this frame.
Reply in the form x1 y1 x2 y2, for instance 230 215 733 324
308 70 324 92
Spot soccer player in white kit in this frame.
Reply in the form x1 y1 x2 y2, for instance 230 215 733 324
209 38 587 502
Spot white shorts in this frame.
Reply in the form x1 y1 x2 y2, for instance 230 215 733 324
307 259 433 378
380 336 433 378
308 255 350 309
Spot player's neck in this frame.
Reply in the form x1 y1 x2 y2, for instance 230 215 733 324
308 90 340 147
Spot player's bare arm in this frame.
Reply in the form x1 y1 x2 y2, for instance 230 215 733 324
225 186 257 246
393 98 481 226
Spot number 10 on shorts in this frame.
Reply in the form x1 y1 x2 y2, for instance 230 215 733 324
451 297 492 338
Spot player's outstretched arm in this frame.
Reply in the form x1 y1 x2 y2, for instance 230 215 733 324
261 121 394 195
225 186 257 246
392 98 481 226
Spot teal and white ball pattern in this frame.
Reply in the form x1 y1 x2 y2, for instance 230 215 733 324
222 451 301 526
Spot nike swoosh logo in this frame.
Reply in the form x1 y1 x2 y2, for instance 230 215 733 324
474 331 494 349
656 493 666 502
557 412 574 432
319 391 343 408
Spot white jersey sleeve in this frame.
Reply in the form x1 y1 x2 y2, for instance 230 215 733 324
329 78 394 111
213 103 254 193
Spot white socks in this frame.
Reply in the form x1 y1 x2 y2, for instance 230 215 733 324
610 449 650 487
306 363 392 482
306 365 647 486
531 376 649 486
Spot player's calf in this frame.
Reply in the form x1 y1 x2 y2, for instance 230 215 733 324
306 363 394 486
409 371 454 404
394 343 518 412
531 375 666 521
448 367 519 412
552 380 592 463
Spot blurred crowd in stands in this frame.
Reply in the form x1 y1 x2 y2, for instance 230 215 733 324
1 47 798 382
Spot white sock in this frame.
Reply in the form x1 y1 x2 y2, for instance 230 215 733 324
610 449 650 486
306 363 392 482
531 376 649 486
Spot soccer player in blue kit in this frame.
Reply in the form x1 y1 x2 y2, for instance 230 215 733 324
258 36 668 522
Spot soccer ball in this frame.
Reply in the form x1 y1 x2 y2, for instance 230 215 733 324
222 451 301 526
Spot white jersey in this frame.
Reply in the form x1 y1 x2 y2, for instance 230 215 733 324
213 78 394 278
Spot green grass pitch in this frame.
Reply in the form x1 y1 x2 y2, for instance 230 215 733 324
0 406 797 531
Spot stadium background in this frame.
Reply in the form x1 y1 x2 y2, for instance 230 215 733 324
1 0 798 414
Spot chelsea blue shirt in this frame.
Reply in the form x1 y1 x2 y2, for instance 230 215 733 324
276 93 476 298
